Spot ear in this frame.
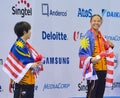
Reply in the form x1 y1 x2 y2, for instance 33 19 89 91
23 31 27 35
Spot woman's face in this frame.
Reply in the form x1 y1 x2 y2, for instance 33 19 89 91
24 30 31 40
90 15 102 30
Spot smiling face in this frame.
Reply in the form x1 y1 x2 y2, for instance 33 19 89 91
90 15 102 31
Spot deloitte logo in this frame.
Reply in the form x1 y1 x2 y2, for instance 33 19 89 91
42 3 67 17
42 31 68 40
12 0 32 18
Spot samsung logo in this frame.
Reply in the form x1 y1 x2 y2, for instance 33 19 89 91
43 57 70 64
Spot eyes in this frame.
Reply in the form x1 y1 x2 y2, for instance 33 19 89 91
91 16 102 23
92 20 101 23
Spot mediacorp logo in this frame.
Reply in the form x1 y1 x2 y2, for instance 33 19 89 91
42 31 68 40
12 0 32 18
43 83 70 91
77 8 92 18
42 3 67 17
102 9 120 18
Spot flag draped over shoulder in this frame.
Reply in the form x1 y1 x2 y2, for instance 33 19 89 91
102 36 115 87
79 30 98 80
105 48 114 87
3 38 42 83
79 30 115 87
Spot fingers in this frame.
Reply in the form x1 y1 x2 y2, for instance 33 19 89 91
9 84 13 93
31 62 43 68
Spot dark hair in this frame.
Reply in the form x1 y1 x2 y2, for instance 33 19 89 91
14 21 31 37
90 14 102 22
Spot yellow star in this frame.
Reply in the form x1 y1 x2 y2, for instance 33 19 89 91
80 37 89 49
15 41 24 48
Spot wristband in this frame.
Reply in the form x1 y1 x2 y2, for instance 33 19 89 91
96 55 101 60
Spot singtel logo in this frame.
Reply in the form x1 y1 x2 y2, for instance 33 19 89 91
12 0 32 18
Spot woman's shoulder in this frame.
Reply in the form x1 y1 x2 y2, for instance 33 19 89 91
85 29 93 37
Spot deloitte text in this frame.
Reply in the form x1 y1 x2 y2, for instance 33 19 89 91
12 6 32 18
42 31 68 40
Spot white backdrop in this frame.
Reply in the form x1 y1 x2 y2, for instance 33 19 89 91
0 0 120 98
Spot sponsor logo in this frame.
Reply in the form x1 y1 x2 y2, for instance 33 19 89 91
42 3 67 17
77 8 92 18
0 85 3 92
102 9 120 18
43 57 70 64
43 83 70 91
73 31 84 41
0 59 3 65
114 54 119 69
12 0 32 18
105 34 120 41
42 31 68 40
78 83 87 91
111 82 120 90
34 85 38 90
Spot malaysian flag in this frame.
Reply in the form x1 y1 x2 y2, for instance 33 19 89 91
3 38 43 83
82 57 98 80
79 29 114 87
81 48 114 86
105 45 114 87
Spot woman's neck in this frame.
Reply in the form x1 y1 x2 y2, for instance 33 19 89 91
91 28 99 35
21 36 27 42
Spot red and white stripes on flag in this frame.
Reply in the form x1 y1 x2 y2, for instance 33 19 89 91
3 42 43 83
82 57 98 80
3 52 32 83
106 47 114 87
82 47 114 87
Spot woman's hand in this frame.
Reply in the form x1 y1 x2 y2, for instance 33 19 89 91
107 40 114 48
31 61 41 68
90 57 99 64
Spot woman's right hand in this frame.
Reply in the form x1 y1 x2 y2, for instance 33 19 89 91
91 57 100 64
